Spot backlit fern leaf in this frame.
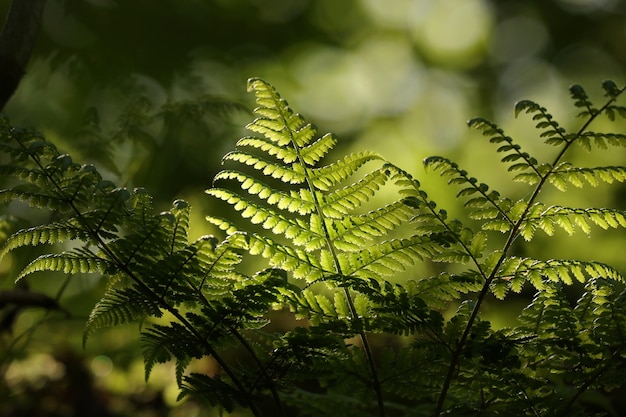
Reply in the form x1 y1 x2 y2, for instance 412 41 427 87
17 248 111 280
467 117 540 173
246 234 325 281
575 131 626 150
514 100 569 145
519 204 626 240
424 156 513 224
221 151 306 184
1 221 91 260
321 168 389 215
550 163 626 187
491 257 623 299
208 78 428 286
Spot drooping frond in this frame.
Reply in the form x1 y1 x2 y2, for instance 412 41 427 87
424 156 513 225
17 248 111 280
518 204 626 239
467 117 540 174
514 100 570 146
491 257 623 299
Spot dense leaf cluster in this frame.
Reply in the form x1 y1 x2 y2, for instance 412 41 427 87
1 79 626 416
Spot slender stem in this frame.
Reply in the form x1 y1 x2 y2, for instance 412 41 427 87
278 122 386 414
433 89 624 416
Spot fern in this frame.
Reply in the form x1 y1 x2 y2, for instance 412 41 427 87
3 79 626 416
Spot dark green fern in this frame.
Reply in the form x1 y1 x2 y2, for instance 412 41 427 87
2 78 626 416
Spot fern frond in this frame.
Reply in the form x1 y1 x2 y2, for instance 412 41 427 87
329 201 414 247
169 199 191 253
1 221 91 260
308 151 384 191
17 248 111 281
520 205 626 239
321 168 390 216
246 234 325 282
83 286 163 346
211 172 316 214
339 236 444 278
178 373 246 412
467 117 540 173
424 156 513 224
569 84 599 118
140 322 204 381
514 100 569 145
492 257 623 299
575 131 626 150
207 189 318 245
550 162 626 188
221 151 306 184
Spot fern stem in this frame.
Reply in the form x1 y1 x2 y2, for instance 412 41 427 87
19 139 264 417
433 87 625 416
280 125 386 415
190 276 287 417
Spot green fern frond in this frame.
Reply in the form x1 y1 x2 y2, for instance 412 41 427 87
492 257 623 299
514 100 568 145
17 248 111 281
329 201 414 246
169 199 191 253
307 151 384 191
221 151 306 184
520 205 626 239
569 84 599 118
245 234 325 281
467 117 540 172
338 236 444 278
141 322 204 381
0 188 68 210
424 156 513 224
178 373 245 412
1 221 91 260
83 286 163 346
321 168 390 215
575 131 626 151
211 172 316 214
550 163 626 187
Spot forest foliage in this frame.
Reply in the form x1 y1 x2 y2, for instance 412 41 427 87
1 77 626 416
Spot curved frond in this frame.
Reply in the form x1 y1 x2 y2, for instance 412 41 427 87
492 257 623 299
1 222 90 260
550 162 626 188
424 156 513 224
514 100 569 146
17 249 111 281
211 171 316 214
519 204 626 240
221 151 306 184
467 117 540 174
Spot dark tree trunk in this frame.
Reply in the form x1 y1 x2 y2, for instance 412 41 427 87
0 0 46 110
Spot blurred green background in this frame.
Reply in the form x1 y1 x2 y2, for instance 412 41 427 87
1 1 626 416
